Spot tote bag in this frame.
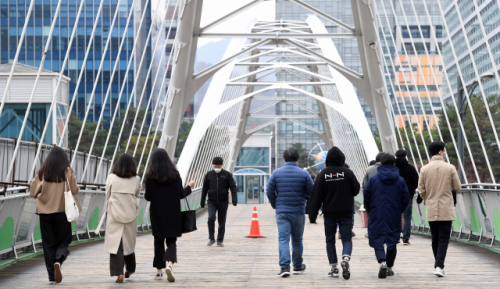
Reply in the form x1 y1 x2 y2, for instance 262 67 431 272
64 176 79 223
181 188 197 234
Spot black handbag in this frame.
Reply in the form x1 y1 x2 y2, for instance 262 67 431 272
181 189 197 233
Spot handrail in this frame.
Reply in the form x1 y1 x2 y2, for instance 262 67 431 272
0 187 203 261
355 186 500 250
0 137 112 187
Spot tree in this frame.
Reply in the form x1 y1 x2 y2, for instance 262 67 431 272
395 94 500 183
290 143 310 168
175 120 193 159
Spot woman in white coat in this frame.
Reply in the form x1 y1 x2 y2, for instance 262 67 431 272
104 153 141 283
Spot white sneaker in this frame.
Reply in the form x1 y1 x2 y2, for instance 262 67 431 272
434 267 446 277
165 265 175 282
154 272 163 280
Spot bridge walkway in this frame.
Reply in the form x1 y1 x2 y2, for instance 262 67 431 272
1 205 500 288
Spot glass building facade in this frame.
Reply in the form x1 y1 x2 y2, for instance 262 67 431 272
275 0 375 168
0 0 175 132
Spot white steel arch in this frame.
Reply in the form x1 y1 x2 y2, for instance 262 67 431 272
176 13 380 185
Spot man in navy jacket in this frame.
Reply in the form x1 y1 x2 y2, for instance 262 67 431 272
364 154 409 279
266 147 314 277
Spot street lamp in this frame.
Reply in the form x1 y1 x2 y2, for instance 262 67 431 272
456 72 494 183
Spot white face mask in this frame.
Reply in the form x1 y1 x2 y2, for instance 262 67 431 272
214 168 222 173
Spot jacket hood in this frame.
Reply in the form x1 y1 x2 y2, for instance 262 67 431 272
377 165 400 185
326 146 345 167
395 157 408 167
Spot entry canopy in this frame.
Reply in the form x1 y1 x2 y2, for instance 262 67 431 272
234 168 268 176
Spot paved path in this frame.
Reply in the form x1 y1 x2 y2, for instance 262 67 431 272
1 204 500 288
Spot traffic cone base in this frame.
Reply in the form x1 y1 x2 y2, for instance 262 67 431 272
247 206 264 238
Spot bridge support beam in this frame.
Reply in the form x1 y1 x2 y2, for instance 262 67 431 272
159 0 204 156
351 0 397 153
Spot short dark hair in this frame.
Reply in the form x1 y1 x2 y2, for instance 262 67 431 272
212 157 223 165
395 149 407 158
369 160 377 166
113 153 137 178
375 152 385 162
380 153 396 165
429 141 446 157
283 147 299 162
146 148 179 183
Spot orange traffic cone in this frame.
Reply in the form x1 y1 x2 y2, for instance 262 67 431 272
246 207 264 238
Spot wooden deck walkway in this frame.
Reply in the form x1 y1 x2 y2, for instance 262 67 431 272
1 204 500 288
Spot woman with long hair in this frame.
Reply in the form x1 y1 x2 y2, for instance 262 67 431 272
104 153 141 283
30 146 81 284
145 148 194 282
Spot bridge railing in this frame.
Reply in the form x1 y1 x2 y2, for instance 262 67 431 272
355 184 500 249
0 138 112 188
0 187 202 261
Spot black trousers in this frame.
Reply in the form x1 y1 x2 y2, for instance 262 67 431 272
39 212 72 282
429 221 452 269
374 247 397 268
153 237 177 268
110 239 136 276
207 201 229 242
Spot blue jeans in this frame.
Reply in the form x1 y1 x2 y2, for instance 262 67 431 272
403 201 413 240
276 213 305 269
324 214 353 265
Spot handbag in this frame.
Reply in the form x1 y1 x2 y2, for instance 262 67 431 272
181 188 197 234
64 175 79 223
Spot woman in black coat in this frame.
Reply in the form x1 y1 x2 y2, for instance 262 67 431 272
144 148 194 282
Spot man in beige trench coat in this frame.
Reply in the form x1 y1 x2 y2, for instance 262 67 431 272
418 141 461 278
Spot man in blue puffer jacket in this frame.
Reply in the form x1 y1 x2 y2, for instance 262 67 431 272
266 147 314 278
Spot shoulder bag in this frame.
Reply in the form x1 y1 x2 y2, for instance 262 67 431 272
181 187 197 234
64 175 79 223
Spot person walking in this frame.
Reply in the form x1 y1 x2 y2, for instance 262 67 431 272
266 147 314 277
364 154 409 278
309 147 360 280
362 152 385 238
418 141 461 277
30 147 81 284
395 149 419 245
144 148 195 282
200 157 237 247
104 154 141 283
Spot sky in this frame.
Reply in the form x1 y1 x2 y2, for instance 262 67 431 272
197 0 276 48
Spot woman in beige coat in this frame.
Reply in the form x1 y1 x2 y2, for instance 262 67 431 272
30 146 81 285
104 153 141 283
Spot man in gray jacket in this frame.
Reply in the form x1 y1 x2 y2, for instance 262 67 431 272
362 152 385 238
363 152 385 190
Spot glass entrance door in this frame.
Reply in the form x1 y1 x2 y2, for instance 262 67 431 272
246 176 260 204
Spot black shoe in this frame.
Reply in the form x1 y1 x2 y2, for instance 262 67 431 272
328 267 339 278
207 240 215 246
403 239 410 245
217 242 224 247
387 267 394 276
293 264 306 275
341 260 351 280
378 263 388 279
278 267 290 277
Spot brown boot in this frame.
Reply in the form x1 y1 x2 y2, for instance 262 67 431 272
125 271 133 278
116 275 124 283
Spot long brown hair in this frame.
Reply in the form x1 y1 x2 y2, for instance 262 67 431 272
37 146 71 182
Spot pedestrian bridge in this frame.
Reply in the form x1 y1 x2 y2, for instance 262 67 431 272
1 204 500 288
1 0 500 287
